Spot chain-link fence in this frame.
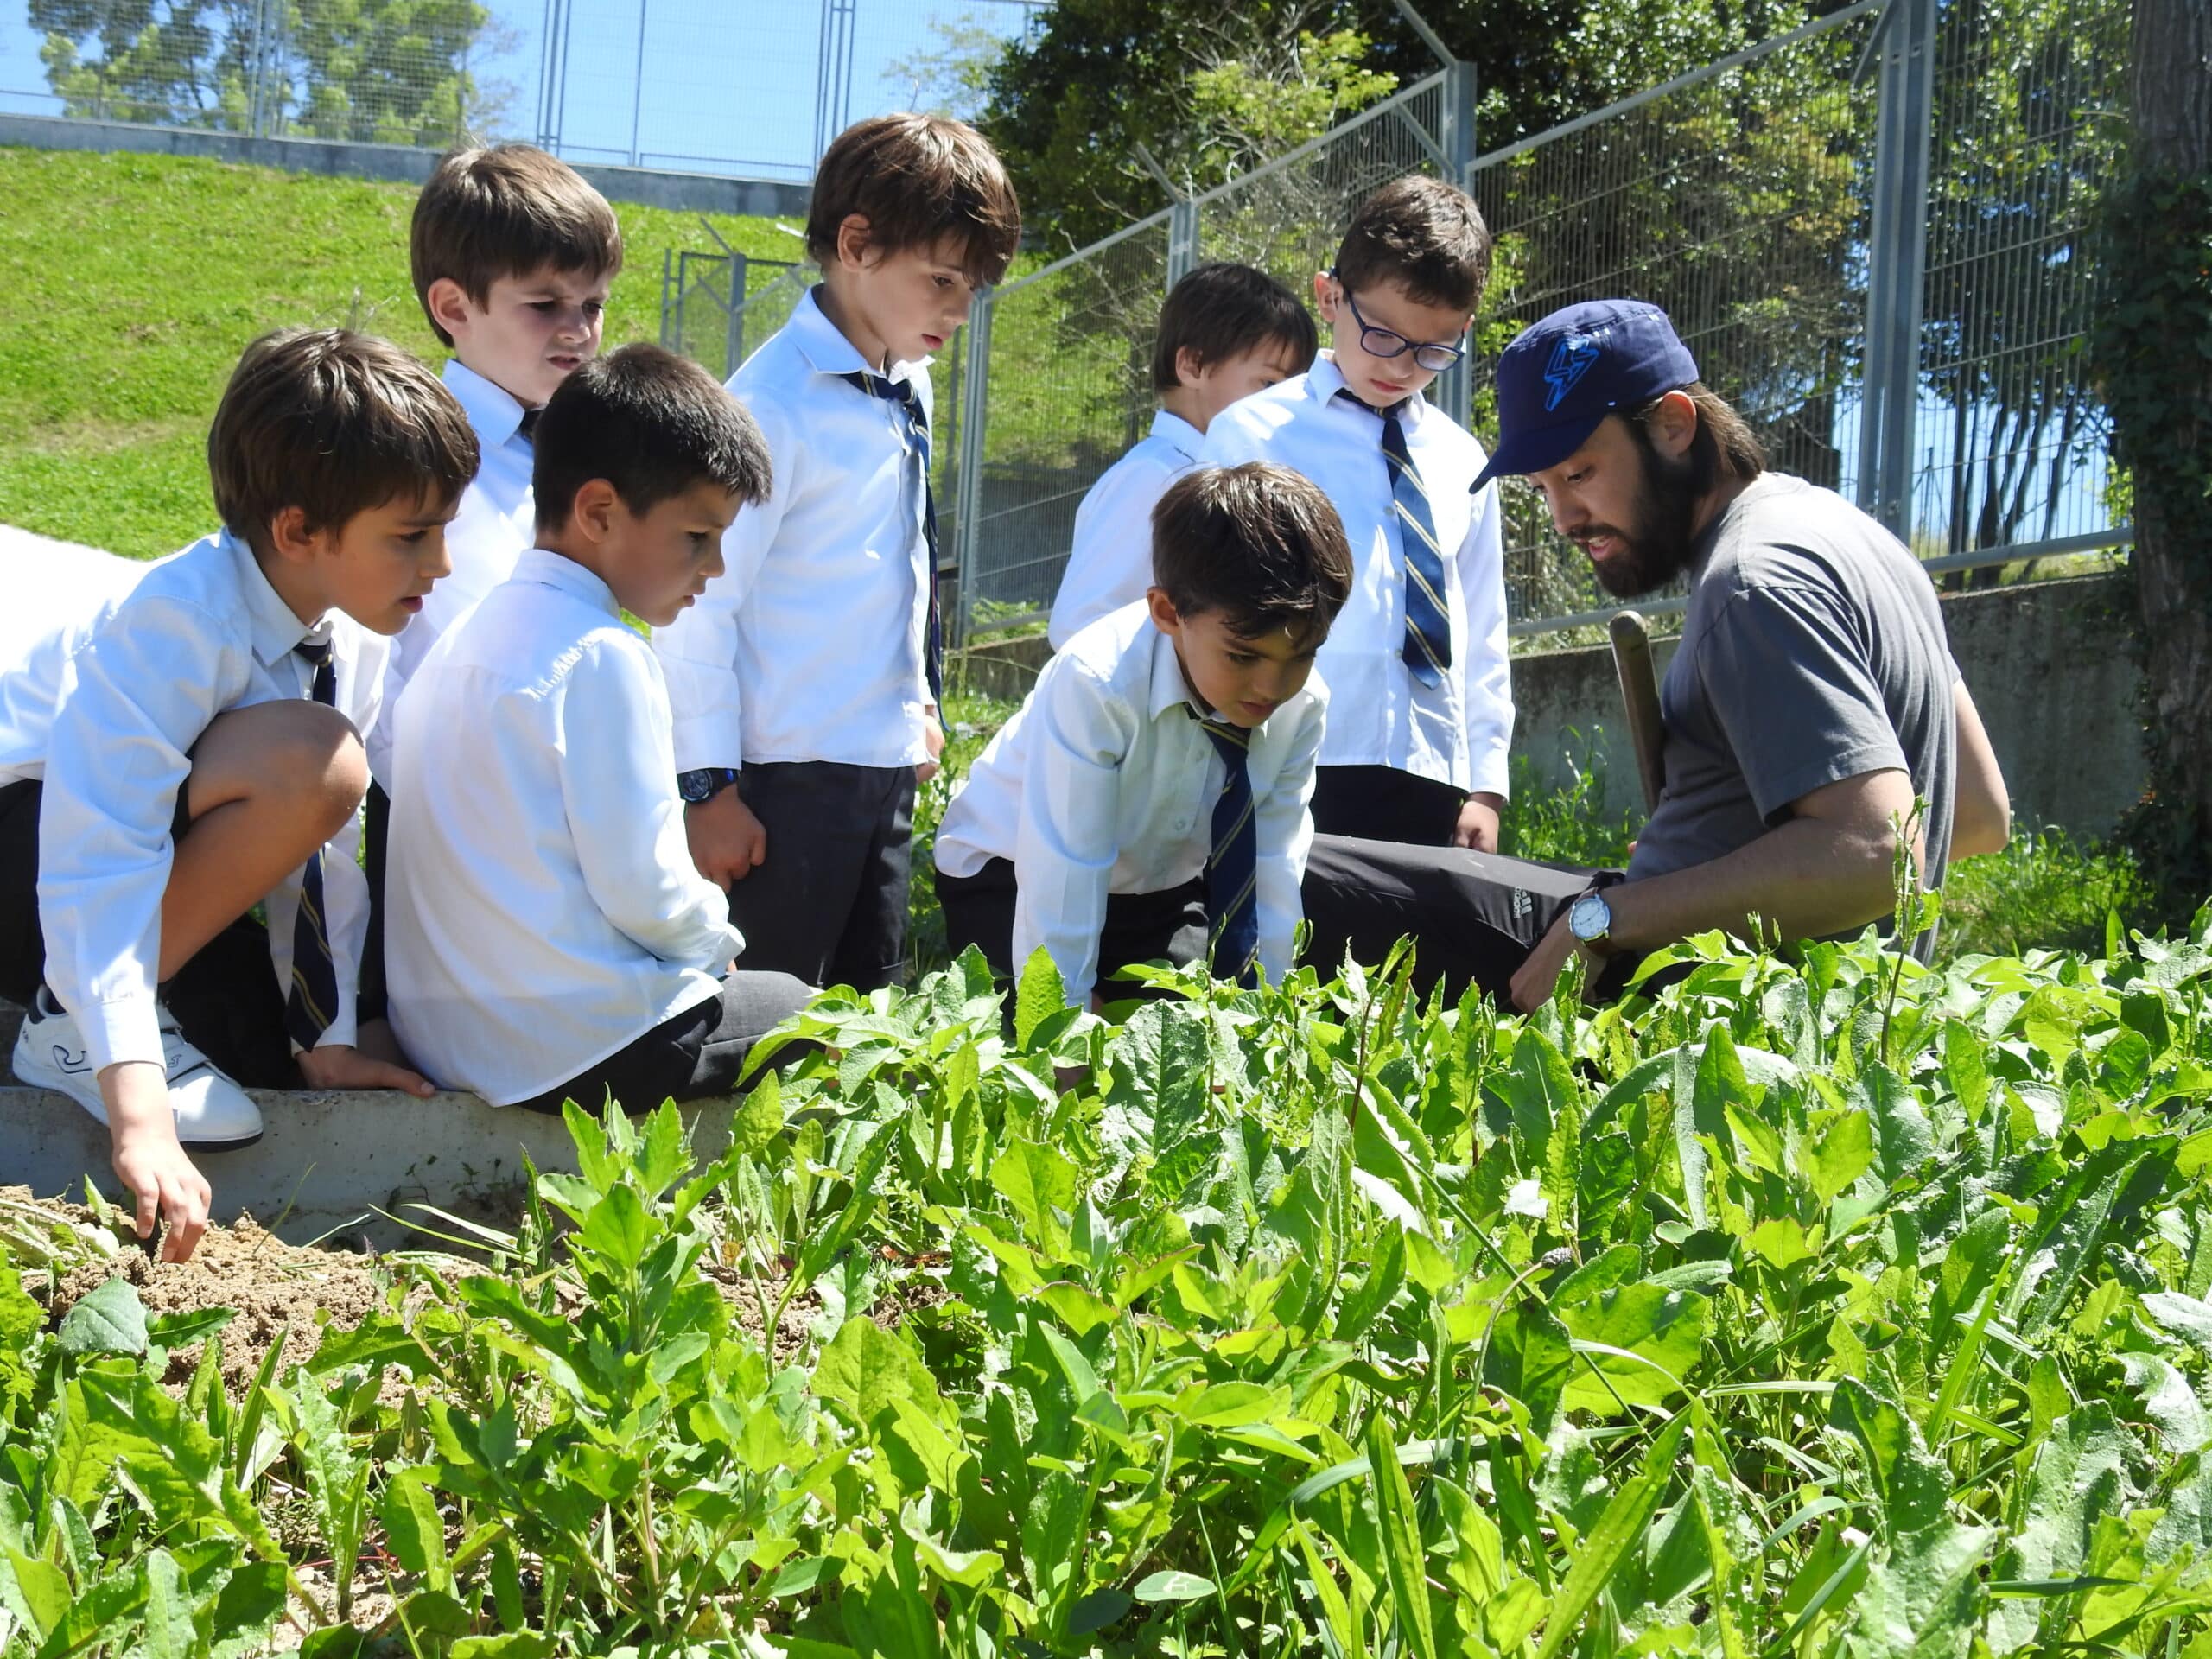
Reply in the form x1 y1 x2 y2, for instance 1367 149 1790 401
949 0 2134 643
2 1 1047 177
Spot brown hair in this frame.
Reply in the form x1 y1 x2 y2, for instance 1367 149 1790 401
411 143 623 347
535 343 772 531
1632 382 1769 489
209 328 480 554
1152 463 1354 642
1334 175 1492 315
806 113 1021 287
1150 262 1318 392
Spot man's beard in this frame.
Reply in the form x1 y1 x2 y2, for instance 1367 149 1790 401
1586 431 1706 599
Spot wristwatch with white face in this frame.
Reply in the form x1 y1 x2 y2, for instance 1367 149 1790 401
1567 888 1616 955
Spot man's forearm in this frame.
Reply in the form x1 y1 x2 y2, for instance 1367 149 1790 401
1605 814 1904 955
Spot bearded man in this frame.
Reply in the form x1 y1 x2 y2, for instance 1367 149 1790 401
1300 299 2013 1009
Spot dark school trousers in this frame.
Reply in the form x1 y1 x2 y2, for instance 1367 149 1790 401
511 969 815 1116
1309 765 1471 847
1300 834 1634 1004
937 856 1211 998
722 761 916 992
0 778 301 1087
358 780 390 1025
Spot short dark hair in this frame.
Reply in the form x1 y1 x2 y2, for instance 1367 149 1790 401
1630 382 1769 490
1151 263 1318 392
209 328 479 556
1152 463 1354 642
534 342 772 531
412 143 624 348
806 113 1021 288
1335 175 1492 315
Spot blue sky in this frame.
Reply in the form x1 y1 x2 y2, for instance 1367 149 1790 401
0 1 1045 181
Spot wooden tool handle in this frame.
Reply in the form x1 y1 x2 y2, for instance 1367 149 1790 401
1610 609 1667 816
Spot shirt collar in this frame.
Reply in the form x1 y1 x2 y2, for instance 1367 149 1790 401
1150 407 1205 460
443 358 532 449
1147 623 1199 722
222 528 321 667
789 284 933 385
515 546 620 617
1306 352 1428 427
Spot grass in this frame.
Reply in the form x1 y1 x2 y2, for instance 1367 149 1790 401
0 145 804 556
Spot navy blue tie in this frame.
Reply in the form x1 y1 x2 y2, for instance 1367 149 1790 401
839 370 944 707
1189 710 1260 987
1338 390 1452 688
286 637 341 1051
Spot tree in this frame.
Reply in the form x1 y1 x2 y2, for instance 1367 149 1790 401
883 10 1014 124
2099 0 2212 918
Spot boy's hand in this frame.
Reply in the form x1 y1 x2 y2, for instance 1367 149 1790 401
1452 791 1504 854
298 1040 436 1097
104 1061 211 1262
688 788 768 885
917 706 946 786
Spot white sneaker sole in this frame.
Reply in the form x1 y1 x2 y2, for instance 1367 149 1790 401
10 1025 264 1151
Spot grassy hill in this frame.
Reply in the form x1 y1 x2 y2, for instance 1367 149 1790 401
0 146 801 557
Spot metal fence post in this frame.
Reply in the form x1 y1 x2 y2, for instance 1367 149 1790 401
951 293 995 649
1433 56 1478 430
1166 197 1200 289
1857 0 1936 542
725 251 748 378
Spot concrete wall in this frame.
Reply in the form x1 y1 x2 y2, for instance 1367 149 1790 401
0 113 812 218
1513 571 2145 836
967 571 2146 839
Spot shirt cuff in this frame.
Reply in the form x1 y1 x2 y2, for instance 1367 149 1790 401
81 994 163 1078
671 710 743 775
1467 748 1512 800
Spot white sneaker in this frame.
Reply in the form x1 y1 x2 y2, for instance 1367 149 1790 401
12 986 264 1149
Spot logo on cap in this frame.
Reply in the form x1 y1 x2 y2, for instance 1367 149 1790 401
1543 334 1600 412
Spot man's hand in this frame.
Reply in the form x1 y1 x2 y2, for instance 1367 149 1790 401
1452 791 1504 853
917 705 946 786
688 786 768 885
298 1039 435 1097
1510 912 1581 1014
103 1061 210 1262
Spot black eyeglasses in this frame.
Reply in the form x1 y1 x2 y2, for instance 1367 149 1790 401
1332 271 1466 373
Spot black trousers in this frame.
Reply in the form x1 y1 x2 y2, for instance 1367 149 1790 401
0 778 300 1086
723 761 915 992
512 969 815 1116
358 780 390 1025
1309 765 1469 847
1300 834 1633 1004
937 856 1211 997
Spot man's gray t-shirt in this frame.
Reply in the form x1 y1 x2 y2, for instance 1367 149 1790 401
1627 474 1958 944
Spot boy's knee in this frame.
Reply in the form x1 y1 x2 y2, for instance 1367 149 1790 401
197 701 367 830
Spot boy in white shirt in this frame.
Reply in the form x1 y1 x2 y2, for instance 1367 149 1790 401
1046 263 1317 646
386 344 811 1116
1201 175 1515 852
1 329 479 1259
656 112 1021 992
934 463 1352 1007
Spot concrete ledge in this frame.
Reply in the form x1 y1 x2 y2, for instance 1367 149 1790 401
0 112 812 218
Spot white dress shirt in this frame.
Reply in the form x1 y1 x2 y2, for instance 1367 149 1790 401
27 531 381 1074
934 602 1326 1006
372 359 538 784
0 533 149 786
1046 408 1204 648
386 549 741 1105
652 286 936 772
1199 353 1514 797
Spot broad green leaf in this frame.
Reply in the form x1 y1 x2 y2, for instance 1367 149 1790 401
1560 1284 1709 1413
813 1317 944 1431
1485 1300 1573 1438
1134 1569 1217 1602
1748 1217 1815 1269
1535 1416 1688 1659
2118 1352 2209 1453
727 1067 785 1158
1175 1381 1289 1427
1365 1412 1436 1659
57 1277 148 1357
140 1549 194 1659
1848 1522 1994 1659
1014 946 1068 1047
378 1466 453 1593
1832 1379 1950 1535
990 1137 1077 1261
1 1546 68 1639
578 1184 651 1271
1802 1109 1874 1205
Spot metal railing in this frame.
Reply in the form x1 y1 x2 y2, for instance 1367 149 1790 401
947 0 2133 644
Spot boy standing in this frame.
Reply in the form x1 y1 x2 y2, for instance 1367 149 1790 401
385 346 811 1116
2 330 478 1258
1047 263 1317 646
655 113 1021 992
1201 175 1513 851
934 463 1352 1007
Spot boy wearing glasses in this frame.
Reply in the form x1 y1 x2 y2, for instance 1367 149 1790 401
1202 176 1512 849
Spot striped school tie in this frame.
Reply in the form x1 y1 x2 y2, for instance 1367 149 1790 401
1338 390 1452 688
839 371 944 707
285 636 341 1052
1188 709 1261 987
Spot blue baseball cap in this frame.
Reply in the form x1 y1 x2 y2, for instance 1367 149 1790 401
1471 300 1700 492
